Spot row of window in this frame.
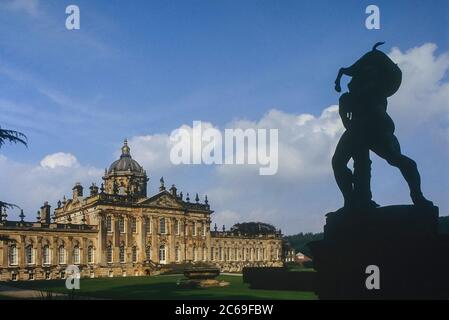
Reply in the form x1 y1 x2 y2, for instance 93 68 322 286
106 244 138 263
8 244 279 266
104 245 208 264
210 247 280 262
8 244 95 266
106 216 207 236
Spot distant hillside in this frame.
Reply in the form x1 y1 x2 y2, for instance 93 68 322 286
284 232 323 257
439 216 449 234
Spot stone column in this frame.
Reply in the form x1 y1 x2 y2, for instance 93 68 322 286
36 236 42 266
67 237 73 265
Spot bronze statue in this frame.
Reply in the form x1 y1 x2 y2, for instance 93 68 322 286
332 42 433 209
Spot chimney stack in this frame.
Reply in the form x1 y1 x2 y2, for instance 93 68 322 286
40 201 51 224
89 183 99 196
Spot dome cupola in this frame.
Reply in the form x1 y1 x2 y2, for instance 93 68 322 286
103 139 148 197
108 139 144 174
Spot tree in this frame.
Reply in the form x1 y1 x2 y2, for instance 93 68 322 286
0 126 27 211
0 126 27 148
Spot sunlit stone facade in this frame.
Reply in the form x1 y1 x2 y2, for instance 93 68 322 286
0 140 282 281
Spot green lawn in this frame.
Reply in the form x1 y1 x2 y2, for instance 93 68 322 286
9 275 317 300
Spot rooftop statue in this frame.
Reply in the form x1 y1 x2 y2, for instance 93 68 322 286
332 42 433 209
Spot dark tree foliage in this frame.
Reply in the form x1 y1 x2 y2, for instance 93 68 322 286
230 222 277 235
0 126 27 211
284 232 324 257
0 127 27 148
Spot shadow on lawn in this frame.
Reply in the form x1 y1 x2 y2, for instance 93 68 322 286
8 276 316 300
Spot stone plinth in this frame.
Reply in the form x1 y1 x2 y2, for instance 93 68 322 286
309 205 449 299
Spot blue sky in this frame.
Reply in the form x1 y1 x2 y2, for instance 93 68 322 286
0 0 448 233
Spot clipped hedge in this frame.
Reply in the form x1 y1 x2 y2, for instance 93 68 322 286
242 267 316 291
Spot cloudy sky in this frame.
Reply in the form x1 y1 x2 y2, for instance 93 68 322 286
0 0 448 234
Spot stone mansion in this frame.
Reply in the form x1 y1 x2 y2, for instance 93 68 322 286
0 140 283 281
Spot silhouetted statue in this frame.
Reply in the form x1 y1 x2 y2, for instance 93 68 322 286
332 42 433 209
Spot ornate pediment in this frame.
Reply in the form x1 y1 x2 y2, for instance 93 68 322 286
137 191 185 209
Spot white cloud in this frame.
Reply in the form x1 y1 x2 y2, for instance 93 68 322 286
124 43 449 234
0 154 102 219
0 43 447 234
40 152 79 169
4 0 39 16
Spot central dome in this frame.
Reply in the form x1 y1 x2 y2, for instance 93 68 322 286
108 139 143 174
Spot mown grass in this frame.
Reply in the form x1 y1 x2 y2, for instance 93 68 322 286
9 274 317 300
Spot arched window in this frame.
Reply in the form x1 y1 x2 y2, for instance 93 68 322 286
159 245 166 264
107 243 113 263
193 246 197 261
119 217 125 233
43 245 51 265
146 246 151 260
203 247 207 261
26 245 35 265
106 216 112 232
87 245 94 264
210 247 214 261
132 246 137 263
9 245 18 266
192 222 197 236
131 217 137 233
58 246 66 265
175 220 180 235
73 245 80 265
159 218 166 234
175 246 180 262
119 243 125 263
218 247 223 261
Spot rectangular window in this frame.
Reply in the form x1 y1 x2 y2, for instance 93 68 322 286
107 216 112 233
107 246 113 263
210 247 214 261
159 218 166 234
73 247 80 264
43 246 50 265
146 217 152 234
202 223 206 237
88 246 94 264
192 222 196 236
131 217 137 233
26 246 34 265
59 247 66 265
175 220 180 235
9 246 18 266
119 246 125 263
119 217 125 233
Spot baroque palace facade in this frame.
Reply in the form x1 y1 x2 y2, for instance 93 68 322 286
0 140 283 281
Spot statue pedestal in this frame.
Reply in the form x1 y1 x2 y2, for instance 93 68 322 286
309 205 449 299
